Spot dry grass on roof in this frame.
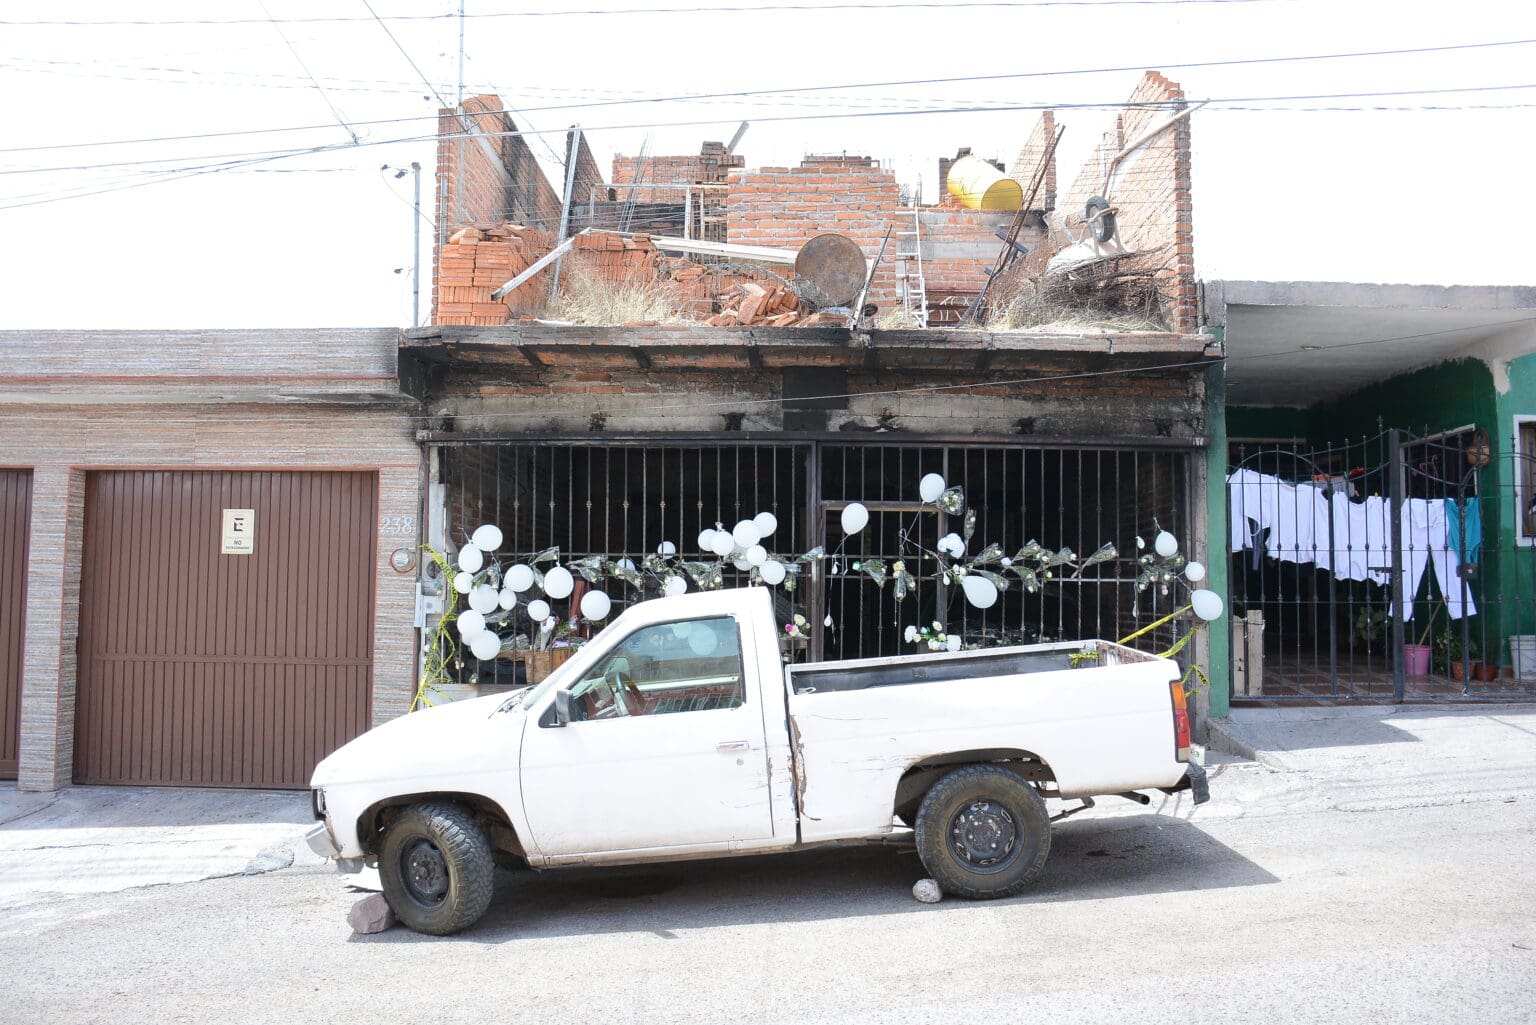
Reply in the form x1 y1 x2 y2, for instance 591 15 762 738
984 266 1168 334
544 265 687 326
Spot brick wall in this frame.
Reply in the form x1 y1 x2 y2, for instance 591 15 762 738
727 156 1040 314
1008 111 1058 211
0 329 423 791
433 95 563 322
430 357 1205 438
1058 72 1196 333
613 141 744 203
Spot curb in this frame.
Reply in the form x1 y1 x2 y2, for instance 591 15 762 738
1206 717 1295 771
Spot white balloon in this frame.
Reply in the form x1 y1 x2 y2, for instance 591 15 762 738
498 587 517 611
663 575 688 597
452 571 473 594
760 560 786 585
697 529 718 553
580 590 612 621
469 631 502 661
1184 560 1207 583
709 531 736 557
543 566 574 599
946 634 963 653
457 545 484 573
1154 531 1179 558
687 624 719 656
732 557 752 572
919 473 946 503
840 502 869 536
456 610 486 639
470 524 503 552
1191 589 1225 622
753 511 778 537
505 564 535 592
938 533 965 558
527 598 551 621
617 557 638 574
745 544 767 567
656 541 677 556
468 584 499 615
732 520 760 548
961 574 999 609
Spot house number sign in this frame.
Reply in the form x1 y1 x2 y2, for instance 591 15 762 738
221 508 255 555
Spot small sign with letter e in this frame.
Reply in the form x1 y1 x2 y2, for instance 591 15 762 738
221 508 255 555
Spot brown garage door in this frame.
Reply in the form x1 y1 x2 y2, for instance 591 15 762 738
75 471 376 788
0 470 31 780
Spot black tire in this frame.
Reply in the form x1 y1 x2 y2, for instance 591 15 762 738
914 765 1051 900
378 802 495 936
1084 195 1116 243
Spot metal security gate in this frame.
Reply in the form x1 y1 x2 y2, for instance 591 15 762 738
1228 428 1536 701
433 435 1194 674
75 471 377 788
0 470 31 779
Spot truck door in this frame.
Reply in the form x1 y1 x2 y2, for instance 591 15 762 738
519 615 776 857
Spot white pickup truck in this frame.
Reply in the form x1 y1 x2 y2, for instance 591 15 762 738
307 587 1207 935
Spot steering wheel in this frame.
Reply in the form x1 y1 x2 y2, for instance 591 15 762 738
605 666 644 716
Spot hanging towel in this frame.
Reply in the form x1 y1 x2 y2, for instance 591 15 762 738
1445 498 1483 563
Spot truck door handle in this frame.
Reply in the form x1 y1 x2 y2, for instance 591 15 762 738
717 740 750 752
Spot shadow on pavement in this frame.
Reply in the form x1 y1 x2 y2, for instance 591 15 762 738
352 814 1277 944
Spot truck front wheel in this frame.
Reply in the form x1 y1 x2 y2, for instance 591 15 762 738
914 765 1052 899
378 802 495 935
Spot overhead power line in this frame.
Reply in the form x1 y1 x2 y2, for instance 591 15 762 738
2 80 1533 184
1 34 1533 159
0 0 1286 28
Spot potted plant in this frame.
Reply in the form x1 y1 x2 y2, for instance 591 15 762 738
1434 627 1489 682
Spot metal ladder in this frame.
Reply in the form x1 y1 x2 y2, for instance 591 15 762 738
895 201 928 328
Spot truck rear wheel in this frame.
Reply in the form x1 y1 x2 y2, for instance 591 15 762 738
914 765 1051 899
379 802 495 935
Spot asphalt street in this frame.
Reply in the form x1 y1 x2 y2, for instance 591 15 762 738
2 705 1534 1025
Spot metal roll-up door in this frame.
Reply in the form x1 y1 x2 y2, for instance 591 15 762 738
0 470 31 779
75 470 376 788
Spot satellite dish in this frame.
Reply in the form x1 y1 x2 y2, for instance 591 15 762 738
794 233 866 308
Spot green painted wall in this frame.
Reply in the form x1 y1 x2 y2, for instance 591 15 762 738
1491 352 1536 651
1227 405 1309 441
1205 358 1230 718
1308 358 1498 444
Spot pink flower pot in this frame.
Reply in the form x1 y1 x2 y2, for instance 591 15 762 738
1403 643 1432 676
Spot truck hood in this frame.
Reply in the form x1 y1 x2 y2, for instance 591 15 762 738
311 694 524 788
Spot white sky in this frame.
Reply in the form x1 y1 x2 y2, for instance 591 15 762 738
2 0 1534 330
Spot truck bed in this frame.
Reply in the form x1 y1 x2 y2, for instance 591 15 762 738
786 639 1157 695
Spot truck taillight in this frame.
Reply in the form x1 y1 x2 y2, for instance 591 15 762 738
1170 680 1192 762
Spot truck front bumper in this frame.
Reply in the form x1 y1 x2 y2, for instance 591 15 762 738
304 822 366 873
304 822 340 859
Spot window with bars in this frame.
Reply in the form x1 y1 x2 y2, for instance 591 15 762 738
435 438 1191 667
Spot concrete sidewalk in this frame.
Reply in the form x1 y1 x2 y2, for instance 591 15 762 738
1209 703 1536 812
0 785 322 910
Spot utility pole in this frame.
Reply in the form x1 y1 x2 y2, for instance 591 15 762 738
456 0 466 109
411 161 422 327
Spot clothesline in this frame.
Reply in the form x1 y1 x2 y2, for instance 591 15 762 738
1227 469 1477 620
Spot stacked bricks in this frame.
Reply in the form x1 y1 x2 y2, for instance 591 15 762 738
566 229 659 281
1058 72 1195 334
433 95 565 322
435 223 553 325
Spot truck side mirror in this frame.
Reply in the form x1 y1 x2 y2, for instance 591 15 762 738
553 688 574 726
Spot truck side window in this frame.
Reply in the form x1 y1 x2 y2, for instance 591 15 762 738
568 617 745 720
